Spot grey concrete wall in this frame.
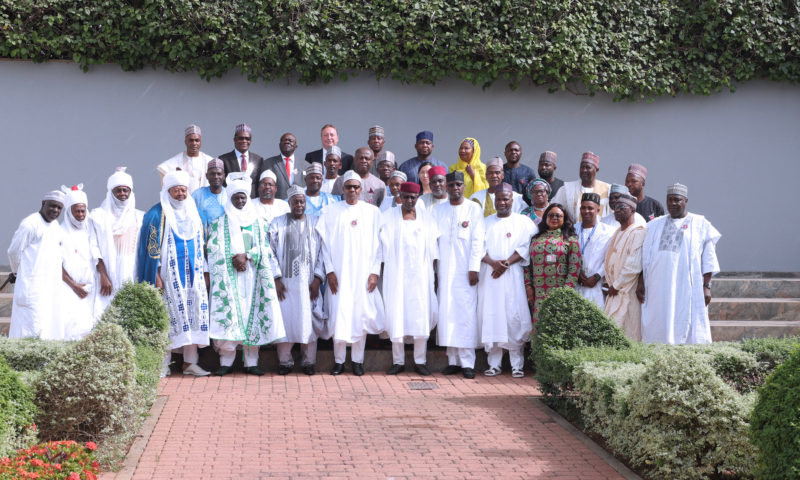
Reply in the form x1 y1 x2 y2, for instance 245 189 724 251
1 61 799 271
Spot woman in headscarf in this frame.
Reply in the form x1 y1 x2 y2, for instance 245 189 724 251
449 137 489 198
521 178 551 225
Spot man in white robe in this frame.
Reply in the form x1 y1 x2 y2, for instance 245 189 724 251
207 175 286 376
59 185 101 340
600 184 646 229
551 151 610 222
478 185 536 378
574 193 615 308
157 124 212 193
91 167 144 318
419 166 449 211
604 193 647 341
253 170 290 223
316 171 385 376
431 171 484 379
7 191 65 339
641 183 721 344
270 186 325 376
470 157 525 217
380 182 439 376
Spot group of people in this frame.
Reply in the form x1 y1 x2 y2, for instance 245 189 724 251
7 122 721 379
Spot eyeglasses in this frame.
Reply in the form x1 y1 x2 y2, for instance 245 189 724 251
532 189 548 195
546 213 564 219
344 185 360 190
235 136 252 141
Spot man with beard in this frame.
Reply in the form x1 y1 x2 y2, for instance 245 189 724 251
502 142 537 204
625 163 664 222
551 151 610 222
191 158 227 237
419 166 449 211
253 170 290 223
574 193 615 309
537 151 564 200
600 184 646 229
331 147 385 206
303 163 339 216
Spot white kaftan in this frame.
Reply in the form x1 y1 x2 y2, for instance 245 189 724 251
574 222 615 308
551 179 611 223
470 189 526 216
7 213 64 339
604 224 647 341
157 151 212 193
316 201 385 343
59 217 101 339
253 199 290 225
641 213 721 344
431 200 484 349
600 211 646 230
379 206 439 342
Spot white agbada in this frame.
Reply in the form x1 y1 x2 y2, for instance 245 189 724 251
574 221 616 308
157 151 212 193
478 213 537 348
641 213 721 344
380 193 426 212
431 200 484 348
551 179 611 222
59 187 101 339
604 224 647 341
316 200 385 343
253 199 290 225
8 212 64 339
379 205 439 342
269 213 326 344
91 168 144 317
470 189 526 215
419 193 448 212
600 211 646 229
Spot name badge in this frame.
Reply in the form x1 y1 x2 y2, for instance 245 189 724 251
545 254 557 264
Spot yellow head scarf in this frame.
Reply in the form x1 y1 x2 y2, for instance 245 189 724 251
450 137 489 198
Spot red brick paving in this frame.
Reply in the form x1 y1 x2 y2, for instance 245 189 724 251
127 373 623 479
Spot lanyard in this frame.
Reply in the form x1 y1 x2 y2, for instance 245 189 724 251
579 224 597 254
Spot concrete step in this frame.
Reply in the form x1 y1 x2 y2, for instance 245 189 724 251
709 298 800 321
0 317 8 336
712 277 800 299
0 272 13 294
0 293 11 317
711 320 800 342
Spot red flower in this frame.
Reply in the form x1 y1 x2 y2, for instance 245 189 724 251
68 472 81 480
85 442 97 451
29 459 44 467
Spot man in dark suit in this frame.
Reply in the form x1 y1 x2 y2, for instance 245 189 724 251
304 124 353 175
218 124 265 198
254 132 310 200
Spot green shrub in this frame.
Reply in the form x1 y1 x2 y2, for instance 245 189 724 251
683 343 763 393
621 349 756 479
741 336 800 371
0 357 38 458
751 345 800 479
0 338 73 372
33 322 140 468
105 281 169 343
532 287 631 396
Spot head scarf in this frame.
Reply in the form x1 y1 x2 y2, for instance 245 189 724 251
160 169 203 240
100 167 137 235
224 174 259 254
525 178 551 203
61 184 88 232
458 137 481 165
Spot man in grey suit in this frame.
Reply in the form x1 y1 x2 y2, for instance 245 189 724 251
219 124 265 198
304 124 353 175
255 132 310 200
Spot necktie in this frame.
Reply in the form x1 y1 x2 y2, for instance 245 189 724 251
241 152 247 172
285 157 291 179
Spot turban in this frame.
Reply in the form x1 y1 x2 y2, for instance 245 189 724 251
628 163 647 180
581 192 601 205
377 151 396 165
287 185 306 200
617 193 638 209
163 169 190 190
207 158 224 171
581 151 599 168
429 166 447 178
496 182 513 194
107 166 133 191
416 130 434 142
539 151 557 163
342 170 362 185
226 178 251 202
259 170 277 183
400 182 420 194
446 171 464 183
610 184 629 195
486 156 504 169
62 184 88 207
235 123 251 134
326 146 342 158
185 124 201 137
43 190 65 204
667 183 688 199
305 163 323 176
368 125 385 138
389 170 407 182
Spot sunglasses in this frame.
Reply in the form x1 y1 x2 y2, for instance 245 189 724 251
344 185 360 191
235 136 252 141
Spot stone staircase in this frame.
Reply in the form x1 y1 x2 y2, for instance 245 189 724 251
0 271 11 336
710 272 800 341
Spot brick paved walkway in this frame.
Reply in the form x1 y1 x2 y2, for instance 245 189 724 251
124 373 625 479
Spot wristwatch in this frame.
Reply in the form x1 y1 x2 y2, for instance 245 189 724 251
703 282 712 289
593 273 601 281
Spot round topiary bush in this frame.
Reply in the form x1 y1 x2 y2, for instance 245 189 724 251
105 281 169 339
0 356 37 457
751 345 800 479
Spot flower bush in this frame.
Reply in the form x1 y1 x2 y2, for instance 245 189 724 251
0 440 100 480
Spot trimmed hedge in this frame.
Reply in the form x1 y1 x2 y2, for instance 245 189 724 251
0 338 73 372
1 0 798 100
0 357 37 458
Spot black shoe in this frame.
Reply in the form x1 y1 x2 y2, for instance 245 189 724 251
302 364 315 376
462 368 476 379
414 364 431 376
352 362 365 376
441 365 462 375
214 365 233 376
278 365 292 375
330 363 344 376
244 366 266 376
386 364 405 375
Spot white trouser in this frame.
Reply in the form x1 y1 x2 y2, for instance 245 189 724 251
216 340 260 367
333 336 366 364
183 344 199 364
276 341 318 367
446 347 476 369
486 343 525 371
392 338 428 365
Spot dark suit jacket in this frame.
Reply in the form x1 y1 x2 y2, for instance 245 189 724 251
305 149 353 175
218 150 265 198
254 154 311 200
